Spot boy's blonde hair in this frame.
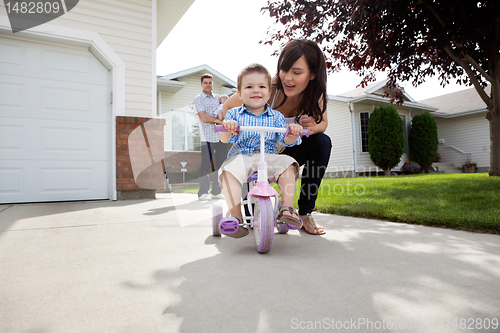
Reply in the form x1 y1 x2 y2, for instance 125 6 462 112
237 63 272 91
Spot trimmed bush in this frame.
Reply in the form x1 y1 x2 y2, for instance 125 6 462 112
367 105 406 175
409 111 438 172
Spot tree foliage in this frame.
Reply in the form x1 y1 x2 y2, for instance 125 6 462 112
367 106 406 175
409 112 439 172
262 0 500 176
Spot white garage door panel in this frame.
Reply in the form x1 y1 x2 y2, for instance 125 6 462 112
0 37 110 204
0 38 108 85
0 76 108 123
1 117 107 161
0 168 23 193
0 123 24 151
0 161 108 203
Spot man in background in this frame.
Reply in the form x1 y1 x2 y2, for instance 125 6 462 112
193 73 228 200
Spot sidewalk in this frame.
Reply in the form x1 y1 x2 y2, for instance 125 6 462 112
0 193 499 333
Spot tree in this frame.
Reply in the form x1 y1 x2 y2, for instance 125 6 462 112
262 0 500 176
409 111 439 172
367 106 406 175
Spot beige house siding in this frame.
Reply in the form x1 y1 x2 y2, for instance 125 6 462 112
325 100 354 177
435 113 490 169
351 103 411 173
160 73 229 150
2 0 155 117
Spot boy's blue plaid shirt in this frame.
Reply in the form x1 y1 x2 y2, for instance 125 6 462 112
224 104 301 158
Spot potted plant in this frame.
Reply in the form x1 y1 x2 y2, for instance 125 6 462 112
401 161 421 175
462 157 477 173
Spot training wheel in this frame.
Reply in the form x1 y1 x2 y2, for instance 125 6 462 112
212 201 223 236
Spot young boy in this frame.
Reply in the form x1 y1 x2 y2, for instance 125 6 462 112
218 64 303 238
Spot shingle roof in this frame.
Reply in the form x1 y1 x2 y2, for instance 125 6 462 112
418 86 489 114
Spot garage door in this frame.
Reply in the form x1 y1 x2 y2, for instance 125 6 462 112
0 37 110 204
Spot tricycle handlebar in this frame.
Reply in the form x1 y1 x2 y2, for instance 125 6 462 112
215 125 310 137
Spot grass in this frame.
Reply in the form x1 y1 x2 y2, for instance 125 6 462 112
311 173 500 234
171 173 500 234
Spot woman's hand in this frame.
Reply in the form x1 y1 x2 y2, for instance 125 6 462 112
298 115 315 129
298 114 328 135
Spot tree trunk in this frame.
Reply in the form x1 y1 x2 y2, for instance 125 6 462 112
384 168 392 176
489 108 500 176
488 81 500 177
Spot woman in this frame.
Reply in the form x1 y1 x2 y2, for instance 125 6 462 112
221 39 331 235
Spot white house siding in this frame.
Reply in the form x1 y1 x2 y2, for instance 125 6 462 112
325 100 354 177
27 0 154 117
352 103 411 174
160 74 228 150
435 113 490 169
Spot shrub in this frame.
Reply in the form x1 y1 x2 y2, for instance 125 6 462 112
401 161 421 174
409 111 438 172
367 105 406 175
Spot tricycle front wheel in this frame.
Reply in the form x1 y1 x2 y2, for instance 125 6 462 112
252 197 274 253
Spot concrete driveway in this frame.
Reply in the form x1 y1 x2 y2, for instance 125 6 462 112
0 193 499 333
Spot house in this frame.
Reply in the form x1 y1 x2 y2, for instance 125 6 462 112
0 0 196 204
420 86 490 173
157 64 236 183
324 80 438 177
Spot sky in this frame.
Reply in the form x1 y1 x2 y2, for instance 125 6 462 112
157 0 468 101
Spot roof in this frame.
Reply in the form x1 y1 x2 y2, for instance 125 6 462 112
418 86 489 117
336 79 417 103
158 64 237 92
157 0 196 46
328 79 437 112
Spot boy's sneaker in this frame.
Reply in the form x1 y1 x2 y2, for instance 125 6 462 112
198 193 211 201
212 193 225 199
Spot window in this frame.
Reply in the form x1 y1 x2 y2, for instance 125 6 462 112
171 104 201 151
359 112 370 153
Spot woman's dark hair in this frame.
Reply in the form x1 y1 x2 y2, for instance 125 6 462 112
275 39 327 124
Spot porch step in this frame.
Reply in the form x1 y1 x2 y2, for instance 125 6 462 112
432 162 461 174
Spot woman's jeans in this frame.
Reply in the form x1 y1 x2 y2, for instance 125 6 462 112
281 133 332 215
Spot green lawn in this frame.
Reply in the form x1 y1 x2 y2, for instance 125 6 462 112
311 173 500 234
171 173 500 234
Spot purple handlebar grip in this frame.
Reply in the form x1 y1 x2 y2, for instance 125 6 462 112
215 125 241 133
286 126 310 137
215 125 227 132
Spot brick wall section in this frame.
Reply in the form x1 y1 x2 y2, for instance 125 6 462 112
116 116 166 194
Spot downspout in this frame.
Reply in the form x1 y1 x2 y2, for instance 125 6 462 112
151 0 158 118
348 101 358 176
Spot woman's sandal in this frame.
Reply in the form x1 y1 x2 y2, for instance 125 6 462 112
219 216 249 238
277 206 303 229
300 213 326 235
